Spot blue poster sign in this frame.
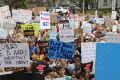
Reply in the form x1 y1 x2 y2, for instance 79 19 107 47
48 40 75 60
95 43 120 80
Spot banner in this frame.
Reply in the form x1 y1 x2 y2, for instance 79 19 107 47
105 17 116 28
81 61 93 74
0 28 8 39
50 34 56 39
50 13 58 23
32 62 49 74
48 40 75 60
69 15 78 28
40 11 50 29
21 24 39 37
106 32 120 43
33 7 46 15
81 42 96 74
1 19 16 30
83 23 92 34
95 43 120 80
38 41 49 47
59 24 74 42
12 10 32 23
0 43 30 68
96 18 104 24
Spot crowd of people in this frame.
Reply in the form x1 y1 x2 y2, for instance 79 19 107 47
0 7 120 80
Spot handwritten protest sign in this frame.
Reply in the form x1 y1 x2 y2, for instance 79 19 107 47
56 16 61 23
33 7 46 16
5 67 26 73
96 18 104 24
81 42 96 74
48 40 75 60
112 25 117 32
46 26 57 34
12 10 32 23
38 41 49 47
40 11 50 29
74 28 83 35
1 19 16 30
59 24 74 42
111 11 117 19
69 15 78 28
50 34 56 39
106 32 120 43
21 24 39 37
105 17 116 28
50 13 58 23
0 28 8 39
83 23 92 34
0 43 30 68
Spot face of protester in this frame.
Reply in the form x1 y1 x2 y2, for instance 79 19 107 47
41 48 46 53
73 51 78 56
29 43 33 48
36 48 40 54
95 33 98 38
67 62 71 67
60 59 66 66
75 63 81 70
74 57 81 63
71 74 76 80
49 58 55 63
58 68 65 75
98 33 101 38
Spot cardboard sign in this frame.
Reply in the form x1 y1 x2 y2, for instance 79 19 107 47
0 43 30 68
59 24 74 42
1 19 16 30
0 28 8 39
69 15 78 29
83 23 92 34
38 41 49 47
95 43 120 80
81 42 96 74
81 61 93 74
21 24 39 36
105 17 116 28
32 62 49 75
50 13 58 23
111 11 117 19
40 11 50 29
96 18 104 24
74 28 83 35
50 34 56 39
33 7 46 15
48 40 75 60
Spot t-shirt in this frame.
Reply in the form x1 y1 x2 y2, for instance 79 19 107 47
47 62 56 68
29 46 36 53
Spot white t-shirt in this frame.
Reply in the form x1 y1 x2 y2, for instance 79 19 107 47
48 62 56 68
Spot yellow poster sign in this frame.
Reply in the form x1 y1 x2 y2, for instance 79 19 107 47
21 24 39 36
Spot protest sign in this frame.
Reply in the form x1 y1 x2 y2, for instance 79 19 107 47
111 11 117 19
38 41 49 47
112 25 117 32
81 61 93 74
33 7 46 15
46 26 57 34
81 21 88 29
30 20 40 24
81 42 96 74
50 34 56 39
83 23 92 34
105 17 116 28
96 18 104 24
69 15 78 28
74 28 83 35
40 11 50 29
48 40 75 60
56 16 61 23
0 28 8 39
106 32 120 43
95 43 120 80
35 16 40 20
59 24 74 42
0 43 30 68
95 10 97 18
32 62 49 75
21 24 39 37
50 13 58 23
1 19 16 30
5 67 27 73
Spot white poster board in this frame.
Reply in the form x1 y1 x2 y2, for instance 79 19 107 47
81 42 96 74
59 24 74 42
83 23 92 34
105 17 116 28
46 26 57 34
40 11 50 29
0 43 30 68
69 15 78 29
0 28 8 39
111 11 117 19
96 18 104 24
95 10 97 18
112 25 117 32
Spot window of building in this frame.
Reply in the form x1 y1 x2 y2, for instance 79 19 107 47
103 0 107 6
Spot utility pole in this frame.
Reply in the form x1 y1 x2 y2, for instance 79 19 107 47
83 0 84 16
55 0 56 13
